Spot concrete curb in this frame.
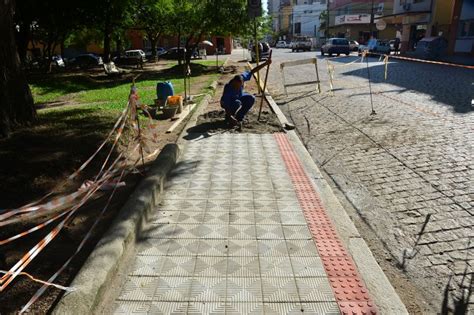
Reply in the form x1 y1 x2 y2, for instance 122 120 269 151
262 84 408 314
52 144 179 315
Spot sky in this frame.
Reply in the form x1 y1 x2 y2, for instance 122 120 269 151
262 0 268 13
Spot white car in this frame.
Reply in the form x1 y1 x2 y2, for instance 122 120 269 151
125 49 146 62
275 41 287 48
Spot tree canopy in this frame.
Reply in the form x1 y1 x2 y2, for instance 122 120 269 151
1 0 257 136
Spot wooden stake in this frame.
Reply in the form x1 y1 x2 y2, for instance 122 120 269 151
258 50 272 121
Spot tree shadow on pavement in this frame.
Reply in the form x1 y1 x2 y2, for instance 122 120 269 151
341 60 474 113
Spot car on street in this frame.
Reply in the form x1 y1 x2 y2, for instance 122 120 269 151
358 39 391 56
145 47 166 58
349 40 359 51
125 49 146 61
275 41 288 48
291 36 312 52
320 38 350 56
160 47 187 59
114 49 147 67
68 53 103 69
250 42 271 63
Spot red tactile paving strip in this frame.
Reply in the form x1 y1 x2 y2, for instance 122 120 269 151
274 133 379 315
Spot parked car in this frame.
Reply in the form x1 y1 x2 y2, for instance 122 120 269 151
275 40 288 48
358 39 391 56
68 54 103 69
349 40 359 51
160 47 187 59
250 42 271 63
321 38 350 56
291 36 312 52
413 36 448 59
126 49 146 61
113 49 147 67
145 47 166 58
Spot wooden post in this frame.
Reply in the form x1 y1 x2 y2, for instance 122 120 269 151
254 19 261 95
258 50 272 121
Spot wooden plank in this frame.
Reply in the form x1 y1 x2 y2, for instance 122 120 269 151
166 103 197 133
284 80 320 88
280 58 317 69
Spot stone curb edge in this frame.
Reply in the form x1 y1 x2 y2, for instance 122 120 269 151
51 74 224 314
261 80 409 315
52 144 179 315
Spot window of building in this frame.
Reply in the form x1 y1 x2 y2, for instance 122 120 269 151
459 20 474 38
294 22 301 34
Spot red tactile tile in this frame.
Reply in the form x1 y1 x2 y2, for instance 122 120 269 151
307 225 339 239
274 133 379 315
339 301 378 315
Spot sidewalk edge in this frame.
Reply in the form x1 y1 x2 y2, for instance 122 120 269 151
263 85 408 315
53 76 222 314
52 144 180 315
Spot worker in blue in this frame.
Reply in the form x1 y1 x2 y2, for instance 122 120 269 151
220 58 272 128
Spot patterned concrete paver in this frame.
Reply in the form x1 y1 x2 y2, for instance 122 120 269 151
113 134 345 314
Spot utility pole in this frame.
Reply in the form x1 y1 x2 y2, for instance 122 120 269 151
367 0 376 116
369 0 375 38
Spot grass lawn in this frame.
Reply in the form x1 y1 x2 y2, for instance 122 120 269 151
31 73 218 109
2 64 219 208
166 59 226 69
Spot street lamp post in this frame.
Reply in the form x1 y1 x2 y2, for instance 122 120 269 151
370 0 375 38
367 0 376 116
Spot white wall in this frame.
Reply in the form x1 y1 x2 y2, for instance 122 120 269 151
292 2 326 37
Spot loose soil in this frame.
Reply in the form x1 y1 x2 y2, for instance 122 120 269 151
192 61 283 135
0 62 218 314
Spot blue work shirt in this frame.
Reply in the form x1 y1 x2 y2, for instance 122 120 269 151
220 71 252 107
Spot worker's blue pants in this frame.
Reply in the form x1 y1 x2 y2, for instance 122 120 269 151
221 93 255 121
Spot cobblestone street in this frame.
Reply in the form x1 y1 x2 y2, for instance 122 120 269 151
258 49 474 313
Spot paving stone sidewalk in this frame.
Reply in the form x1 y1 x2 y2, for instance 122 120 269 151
112 133 347 314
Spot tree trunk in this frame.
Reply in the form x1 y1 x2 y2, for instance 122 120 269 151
177 29 182 66
115 37 122 57
148 32 158 62
103 9 112 63
0 0 36 138
16 21 30 65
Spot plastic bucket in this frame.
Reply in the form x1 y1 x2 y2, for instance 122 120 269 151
156 81 174 101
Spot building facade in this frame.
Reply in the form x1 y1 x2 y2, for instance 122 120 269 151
381 0 472 55
328 0 397 44
267 0 327 42
448 0 474 54
292 1 327 40
268 0 281 34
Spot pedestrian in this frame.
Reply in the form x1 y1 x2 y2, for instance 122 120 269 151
220 58 272 129
393 38 400 55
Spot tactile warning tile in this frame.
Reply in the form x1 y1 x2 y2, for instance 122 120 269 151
339 301 378 315
274 133 379 315
323 257 360 278
314 239 349 257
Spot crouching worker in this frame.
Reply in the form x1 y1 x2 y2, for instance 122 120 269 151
220 58 272 129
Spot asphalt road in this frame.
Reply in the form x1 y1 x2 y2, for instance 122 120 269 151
233 48 474 313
